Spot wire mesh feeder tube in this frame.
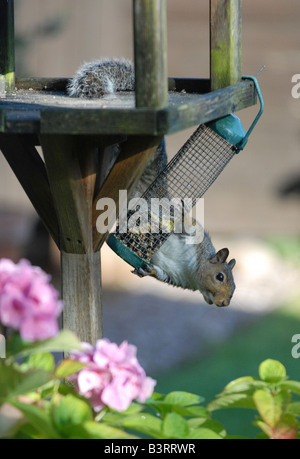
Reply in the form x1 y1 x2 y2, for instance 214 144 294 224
107 116 244 269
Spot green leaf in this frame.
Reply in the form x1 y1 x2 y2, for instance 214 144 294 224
255 414 299 440
51 394 92 438
272 414 299 440
162 412 189 439
258 359 287 384
188 418 226 438
13 330 82 358
23 352 55 372
253 389 290 428
146 392 208 419
12 422 44 439
101 403 143 426
120 413 163 438
9 400 60 439
179 406 209 417
225 435 249 439
164 391 204 407
186 427 223 439
223 376 255 391
147 400 208 418
207 393 255 412
222 377 268 394
109 402 143 418
0 362 50 399
118 402 144 416
149 392 165 401
287 402 300 417
55 359 86 379
254 419 273 438
81 421 138 439
199 419 226 437
187 416 209 430
278 380 300 395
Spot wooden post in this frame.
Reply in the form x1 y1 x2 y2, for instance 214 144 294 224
210 0 242 90
41 135 102 343
61 251 102 344
0 0 15 92
133 0 168 108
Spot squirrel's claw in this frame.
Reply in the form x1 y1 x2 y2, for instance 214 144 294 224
133 264 171 284
132 264 157 278
132 267 147 278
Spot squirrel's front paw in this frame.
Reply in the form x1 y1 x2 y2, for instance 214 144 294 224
132 264 157 278
133 264 170 283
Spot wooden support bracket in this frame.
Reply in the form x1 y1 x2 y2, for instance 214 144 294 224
40 135 96 254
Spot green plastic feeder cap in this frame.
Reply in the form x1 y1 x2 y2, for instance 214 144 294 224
207 75 264 152
207 114 246 150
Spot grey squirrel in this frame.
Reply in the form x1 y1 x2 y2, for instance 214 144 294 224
68 58 236 307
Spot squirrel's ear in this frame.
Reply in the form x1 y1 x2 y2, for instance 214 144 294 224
209 248 229 264
228 258 236 270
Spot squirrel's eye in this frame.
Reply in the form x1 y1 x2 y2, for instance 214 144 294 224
216 273 224 282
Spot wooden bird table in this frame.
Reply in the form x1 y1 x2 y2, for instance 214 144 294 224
0 0 257 343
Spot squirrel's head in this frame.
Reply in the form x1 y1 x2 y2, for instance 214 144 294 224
200 248 236 307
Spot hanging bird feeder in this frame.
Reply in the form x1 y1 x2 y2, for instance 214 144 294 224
107 75 264 269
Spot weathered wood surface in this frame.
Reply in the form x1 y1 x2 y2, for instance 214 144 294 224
61 251 102 344
0 0 15 92
15 77 209 94
0 79 256 135
134 0 168 108
164 80 256 134
15 77 69 92
210 0 242 90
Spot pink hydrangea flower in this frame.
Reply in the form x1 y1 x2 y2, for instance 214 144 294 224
70 339 156 412
0 259 18 290
0 258 62 341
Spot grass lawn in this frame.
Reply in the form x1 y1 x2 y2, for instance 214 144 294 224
154 294 300 438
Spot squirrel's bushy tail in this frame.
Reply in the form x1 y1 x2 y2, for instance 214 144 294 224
67 58 135 98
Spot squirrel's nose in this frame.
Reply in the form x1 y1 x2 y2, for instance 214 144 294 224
220 300 229 307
